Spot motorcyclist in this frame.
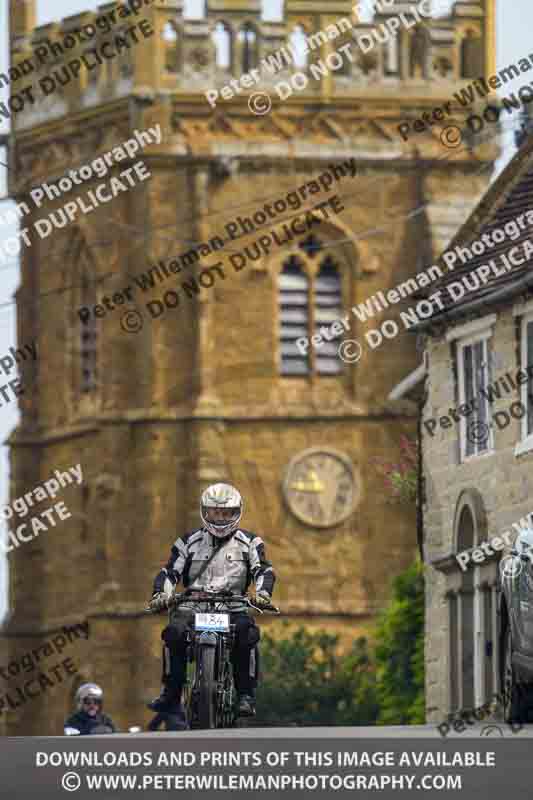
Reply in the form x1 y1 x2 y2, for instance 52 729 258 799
64 683 117 735
148 483 276 718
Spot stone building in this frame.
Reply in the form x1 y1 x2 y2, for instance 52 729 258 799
1 0 497 733
393 134 533 723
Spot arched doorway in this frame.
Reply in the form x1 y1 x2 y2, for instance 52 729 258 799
456 504 475 710
447 489 496 714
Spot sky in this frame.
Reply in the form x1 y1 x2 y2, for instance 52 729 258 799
0 0 531 620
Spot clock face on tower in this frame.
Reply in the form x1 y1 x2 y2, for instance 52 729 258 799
283 448 360 528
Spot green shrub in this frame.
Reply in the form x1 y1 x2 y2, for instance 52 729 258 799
255 559 425 726
374 559 425 724
256 625 379 726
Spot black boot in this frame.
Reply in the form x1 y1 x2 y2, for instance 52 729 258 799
148 638 186 712
147 684 182 713
237 694 256 717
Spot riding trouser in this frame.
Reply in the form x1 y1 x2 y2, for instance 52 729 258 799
160 611 260 697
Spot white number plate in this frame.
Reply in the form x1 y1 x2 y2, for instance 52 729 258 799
195 613 230 632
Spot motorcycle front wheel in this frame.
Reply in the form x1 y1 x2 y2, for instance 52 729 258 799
198 646 217 729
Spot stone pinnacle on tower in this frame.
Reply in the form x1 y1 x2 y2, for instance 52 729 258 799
9 0 36 49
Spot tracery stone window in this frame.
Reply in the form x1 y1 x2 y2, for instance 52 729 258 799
84 47 100 87
213 22 232 70
384 35 399 76
289 25 308 69
278 240 343 377
78 265 98 395
238 24 257 73
460 29 483 79
314 257 343 375
279 256 309 376
118 31 134 79
409 26 428 79
162 22 181 73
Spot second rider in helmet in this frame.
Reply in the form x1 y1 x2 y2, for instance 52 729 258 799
149 483 276 717
64 683 116 735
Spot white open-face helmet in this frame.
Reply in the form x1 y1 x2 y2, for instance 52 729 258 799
200 483 243 539
75 682 103 711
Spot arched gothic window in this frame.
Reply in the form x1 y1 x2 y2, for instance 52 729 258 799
279 256 309 376
238 24 257 73
314 257 343 375
446 492 497 718
79 270 98 394
385 35 399 76
278 237 344 376
289 25 308 69
409 26 428 79
453 505 476 711
213 22 232 70
84 47 100 87
162 22 180 73
118 33 134 79
460 30 483 79
101 38 115 85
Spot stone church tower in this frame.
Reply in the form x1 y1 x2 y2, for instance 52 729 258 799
1 0 496 733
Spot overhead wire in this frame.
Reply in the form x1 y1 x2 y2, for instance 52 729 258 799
0 103 521 252
0 107 519 256
0 112 521 317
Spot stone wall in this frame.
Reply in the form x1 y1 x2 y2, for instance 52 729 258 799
423 307 533 721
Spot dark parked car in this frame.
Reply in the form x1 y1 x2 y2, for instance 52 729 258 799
499 524 533 723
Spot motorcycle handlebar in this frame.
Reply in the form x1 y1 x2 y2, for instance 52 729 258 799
146 590 280 615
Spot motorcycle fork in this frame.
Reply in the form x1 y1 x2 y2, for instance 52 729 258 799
223 628 237 718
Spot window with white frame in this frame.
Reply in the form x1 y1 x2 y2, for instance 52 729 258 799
520 313 533 442
457 334 492 460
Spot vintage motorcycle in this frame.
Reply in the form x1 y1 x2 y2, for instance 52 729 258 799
148 588 280 730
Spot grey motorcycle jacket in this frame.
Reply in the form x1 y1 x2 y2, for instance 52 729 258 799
153 527 276 611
